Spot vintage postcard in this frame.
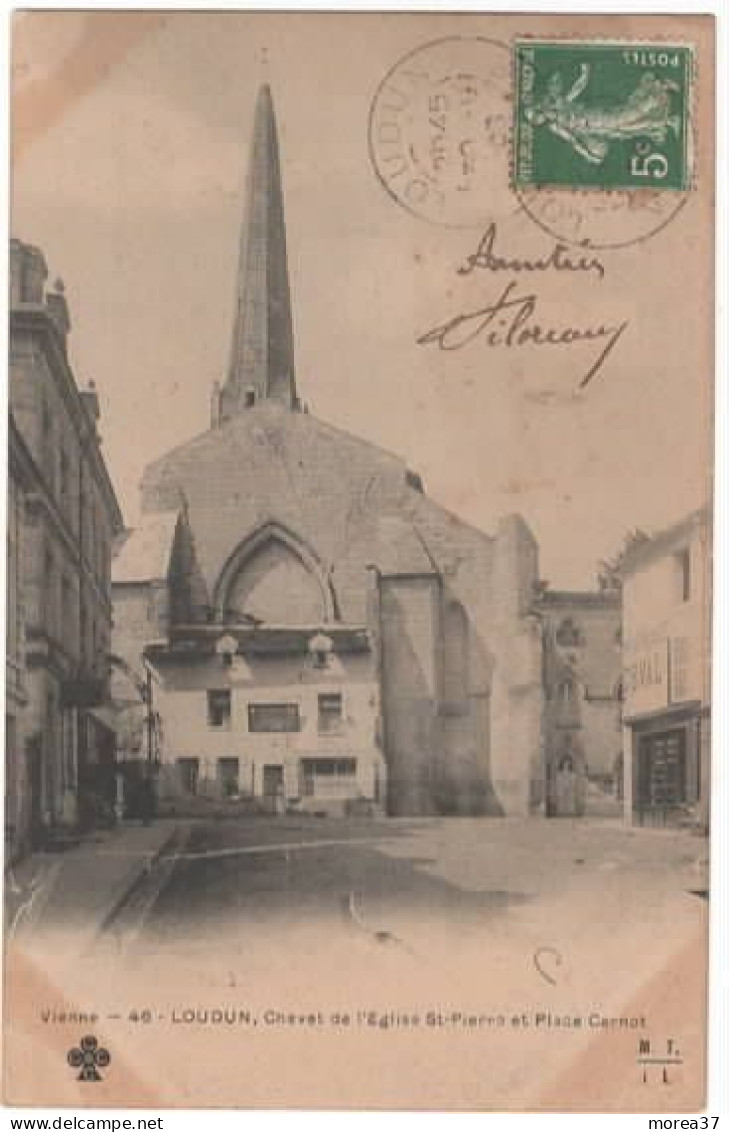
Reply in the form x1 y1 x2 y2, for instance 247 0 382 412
4 10 715 1111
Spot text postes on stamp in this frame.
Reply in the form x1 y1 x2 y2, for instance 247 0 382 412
368 37 513 228
514 40 693 192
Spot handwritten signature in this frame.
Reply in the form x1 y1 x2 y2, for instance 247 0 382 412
458 223 606 280
417 280 628 389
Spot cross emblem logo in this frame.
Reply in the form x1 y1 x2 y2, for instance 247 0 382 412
67 1035 111 1082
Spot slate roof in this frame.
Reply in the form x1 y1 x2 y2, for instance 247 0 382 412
112 510 180 584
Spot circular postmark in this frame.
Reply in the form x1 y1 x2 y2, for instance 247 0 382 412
368 36 514 228
516 182 689 251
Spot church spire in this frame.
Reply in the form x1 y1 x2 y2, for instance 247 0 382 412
218 84 298 423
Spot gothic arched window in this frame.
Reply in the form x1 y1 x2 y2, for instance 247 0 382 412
213 522 336 626
224 538 325 625
443 601 469 707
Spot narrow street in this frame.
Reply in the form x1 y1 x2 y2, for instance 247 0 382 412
9 814 708 1110
143 816 528 946
113 814 707 978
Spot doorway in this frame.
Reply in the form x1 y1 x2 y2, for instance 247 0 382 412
547 749 586 817
554 754 579 817
27 738 44 845
217 757 240 798
637 728 687 818
177 757 200 796
262 764 285 814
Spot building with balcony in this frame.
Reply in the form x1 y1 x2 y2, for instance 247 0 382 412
620 509 711 828
111 85 544 818
8 239 124 846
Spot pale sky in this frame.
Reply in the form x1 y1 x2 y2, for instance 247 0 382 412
11 11 713 589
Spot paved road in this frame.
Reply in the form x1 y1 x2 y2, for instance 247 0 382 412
138 816 532 953
18 816 706 1110
125 814 707 964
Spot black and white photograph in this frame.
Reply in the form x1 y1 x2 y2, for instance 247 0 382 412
3 9 719 1112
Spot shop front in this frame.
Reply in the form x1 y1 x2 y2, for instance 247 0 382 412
622 629 708 827
628 706 704 827
619 508 711 830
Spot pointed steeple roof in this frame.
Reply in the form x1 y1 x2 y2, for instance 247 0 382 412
219 84 298 422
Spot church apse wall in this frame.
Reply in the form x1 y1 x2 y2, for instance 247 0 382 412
110 81 546 822
378 574 443 817
373 511 543 818
486 514 544 817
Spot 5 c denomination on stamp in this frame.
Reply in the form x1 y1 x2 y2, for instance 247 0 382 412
514 40 694 192
368 37 513 228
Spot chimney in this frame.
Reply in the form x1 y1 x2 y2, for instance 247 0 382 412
9 239 48 305
46 277 71 348
80 379 101 426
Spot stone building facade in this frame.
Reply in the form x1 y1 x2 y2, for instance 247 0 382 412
538 588 623 817
6 415 33 860
620 509 711 828
8 239 124 846
112 85 544 818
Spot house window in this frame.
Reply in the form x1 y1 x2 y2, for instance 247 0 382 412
59 447 69 512
94 507 104 578
675 547 691 603
556 618 584 647
177 757 200 795
207 689 231 729
443 601 469 706
318 692 343 733
62 709 75 791
61 576 75 653
217 757 240 797
301 757 356 796
248 702 300 733
44 549 55 632
97 510 107 579
88 505 96 575
42 398 54 485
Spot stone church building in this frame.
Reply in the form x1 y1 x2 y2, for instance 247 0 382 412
538 586 623 817
112 85 544 818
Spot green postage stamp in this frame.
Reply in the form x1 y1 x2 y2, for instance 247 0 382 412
513 40 694 191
